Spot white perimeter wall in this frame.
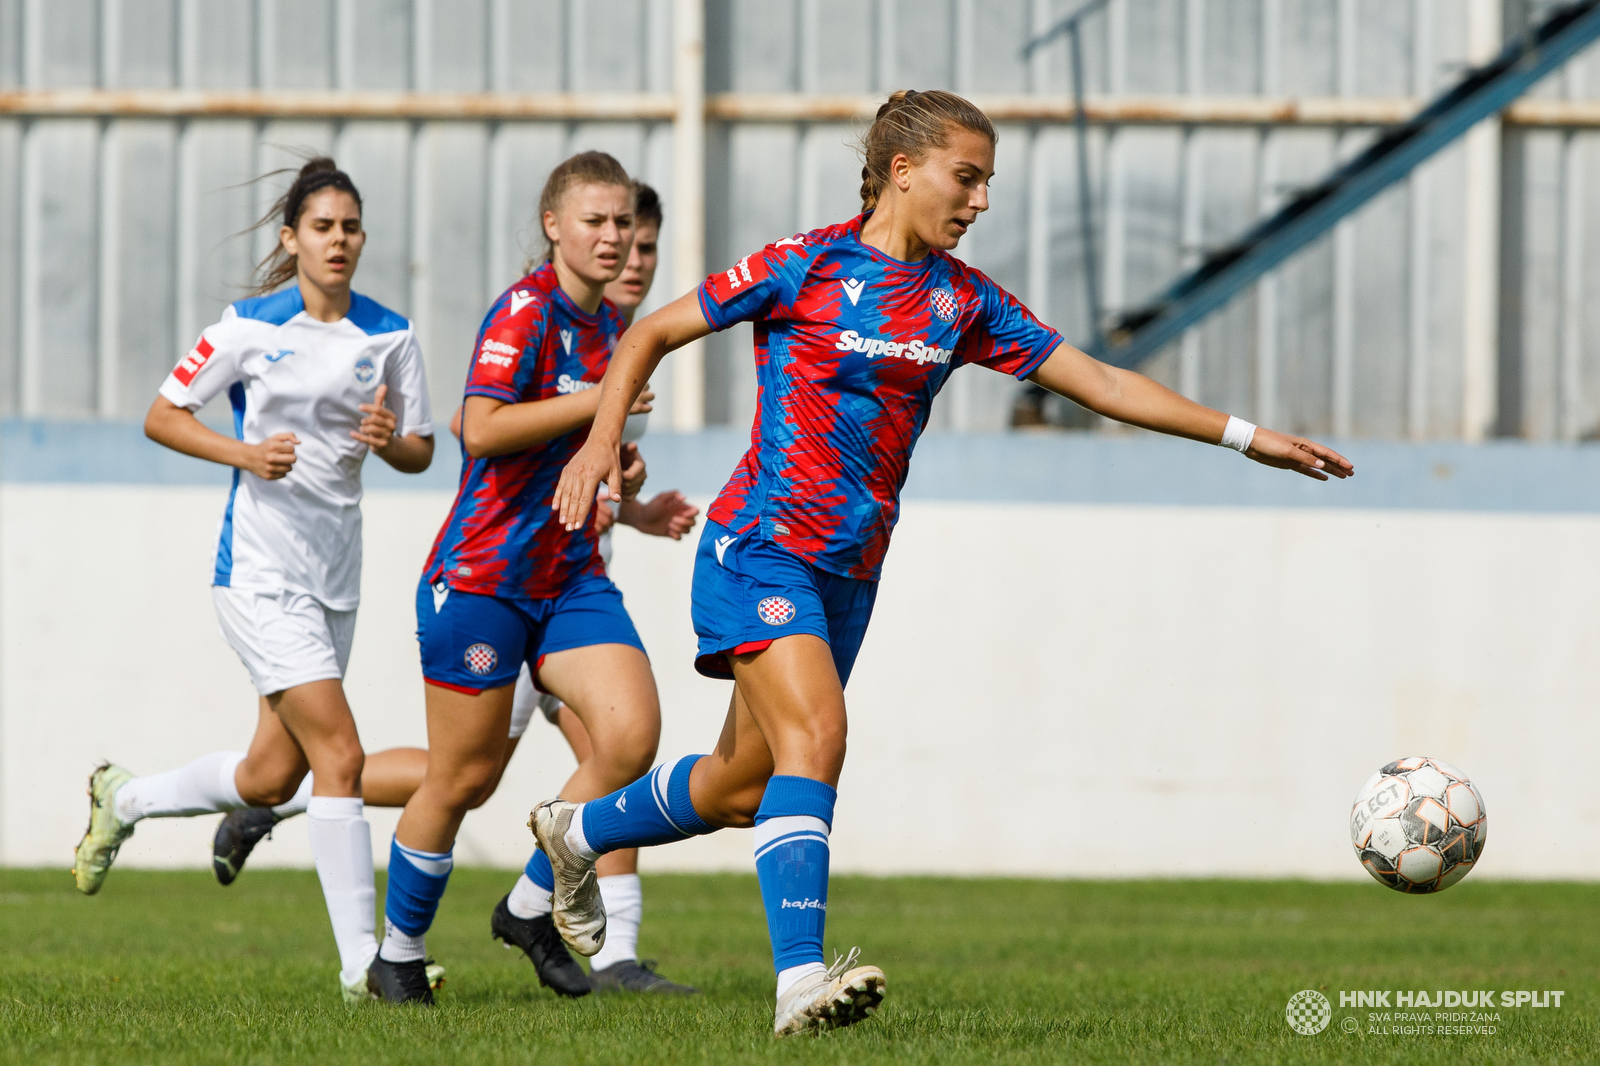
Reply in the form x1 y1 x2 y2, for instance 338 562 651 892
4 484 1598 879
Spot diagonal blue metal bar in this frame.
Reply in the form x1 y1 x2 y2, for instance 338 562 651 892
1096 0 1600 370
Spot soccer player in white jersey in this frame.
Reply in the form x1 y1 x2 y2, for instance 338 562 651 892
209 183 700 997
71 158 436 1005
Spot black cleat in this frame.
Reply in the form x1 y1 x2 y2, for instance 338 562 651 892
366 952 436 1005
213 807 283 886
490 895 591 998
589 959 699 995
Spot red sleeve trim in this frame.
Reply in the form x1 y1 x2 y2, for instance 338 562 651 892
424 677 485 696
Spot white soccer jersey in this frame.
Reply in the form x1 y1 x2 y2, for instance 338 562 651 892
159 288 433 610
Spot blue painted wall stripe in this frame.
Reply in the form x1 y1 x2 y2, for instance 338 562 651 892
5 420 1600 513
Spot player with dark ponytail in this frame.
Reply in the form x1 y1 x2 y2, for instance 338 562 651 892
541 89 1354 1035
72 157 436 1005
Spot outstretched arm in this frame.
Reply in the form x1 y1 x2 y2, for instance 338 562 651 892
552 291 713 530
1027 343 1353 481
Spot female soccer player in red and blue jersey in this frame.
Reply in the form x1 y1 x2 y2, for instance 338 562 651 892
541 90 1354 1035
365 152 668 1003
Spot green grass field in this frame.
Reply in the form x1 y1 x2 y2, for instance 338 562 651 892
1 867 1594 1064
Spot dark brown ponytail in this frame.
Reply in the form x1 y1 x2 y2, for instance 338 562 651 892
245 157 363 296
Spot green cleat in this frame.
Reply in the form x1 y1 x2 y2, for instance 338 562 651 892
73 763 136 895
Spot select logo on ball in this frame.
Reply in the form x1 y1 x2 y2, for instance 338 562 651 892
1350 756 1485 893
757 596 796 625
464 642 498 675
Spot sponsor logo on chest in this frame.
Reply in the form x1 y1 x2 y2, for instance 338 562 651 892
834 329 952 366
557 374 598 395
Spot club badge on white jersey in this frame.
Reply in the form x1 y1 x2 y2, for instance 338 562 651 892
159 287 434 610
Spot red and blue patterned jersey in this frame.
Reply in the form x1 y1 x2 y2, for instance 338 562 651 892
424 262 623 600
699 214 1062 580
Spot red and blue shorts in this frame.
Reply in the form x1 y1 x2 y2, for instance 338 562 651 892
416 571 644 694
691 519 878 685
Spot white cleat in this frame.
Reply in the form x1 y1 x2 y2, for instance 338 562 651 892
773 948 887 1036
73 763 136 895
528 799 606 957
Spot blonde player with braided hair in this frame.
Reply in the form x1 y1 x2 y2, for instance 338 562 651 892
540 89 1353 1035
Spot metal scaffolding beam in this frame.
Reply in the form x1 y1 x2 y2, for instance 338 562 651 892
5 88 1600 127
1095 0 1600 370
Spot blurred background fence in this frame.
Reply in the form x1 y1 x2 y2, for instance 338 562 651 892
7 0 1600 438
7 2 1600 877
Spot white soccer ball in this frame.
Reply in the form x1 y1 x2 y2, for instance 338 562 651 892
1349 756 1486 893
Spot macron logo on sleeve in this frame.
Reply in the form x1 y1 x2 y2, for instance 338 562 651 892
172 338 214 386
510 290 536 316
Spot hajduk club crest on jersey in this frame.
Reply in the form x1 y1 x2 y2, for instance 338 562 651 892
757 596 796 625
930 287 960 322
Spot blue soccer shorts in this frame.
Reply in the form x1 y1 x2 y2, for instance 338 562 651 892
691 519 878 685
416 571 644 695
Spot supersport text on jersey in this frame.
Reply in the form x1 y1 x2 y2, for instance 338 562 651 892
697 214 1062 580
424 262 624 600
159 288 433 610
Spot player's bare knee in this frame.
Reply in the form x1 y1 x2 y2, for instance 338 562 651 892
435 761 499 813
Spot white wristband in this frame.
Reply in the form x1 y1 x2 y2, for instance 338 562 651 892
1220 416 1256 454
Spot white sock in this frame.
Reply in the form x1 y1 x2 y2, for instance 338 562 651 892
777 961 827 999
113 751 246 825
588 874 642 971
272 773 313 819
306 796 378 987
567 805 599 861
506 873 553 919
381 920 428 963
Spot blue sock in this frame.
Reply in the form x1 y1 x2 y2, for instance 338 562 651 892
383 839 453 958
524 848 554 891
754 775 836 974
578 755 715 854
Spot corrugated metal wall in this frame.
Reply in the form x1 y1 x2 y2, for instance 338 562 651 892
0 0 1595 439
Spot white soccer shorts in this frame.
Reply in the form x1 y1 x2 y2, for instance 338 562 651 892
508 662 566 738
212 586 357 696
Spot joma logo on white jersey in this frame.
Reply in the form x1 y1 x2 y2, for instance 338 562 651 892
478 338 518 367
835 330 952 366
557 374 598 395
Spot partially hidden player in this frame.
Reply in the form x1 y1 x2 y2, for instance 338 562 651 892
540 90 1356 1036
211 183 699 996
360 152 681 1004
71 158 438 1004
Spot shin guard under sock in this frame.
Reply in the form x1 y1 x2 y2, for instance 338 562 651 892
754 775 836 975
